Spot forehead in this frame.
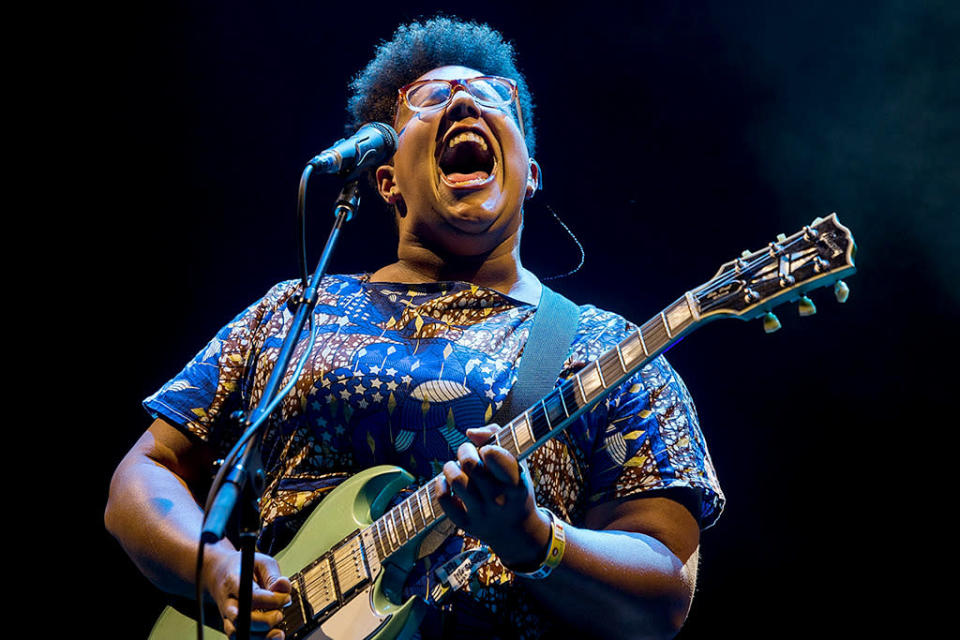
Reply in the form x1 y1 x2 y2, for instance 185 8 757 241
413 65 484 83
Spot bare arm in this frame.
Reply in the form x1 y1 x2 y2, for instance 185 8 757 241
105 418 291 638
521 493 700 639
105 418 222 594
440 426 700 640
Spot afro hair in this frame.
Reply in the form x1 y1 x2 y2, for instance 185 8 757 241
347 15 536 156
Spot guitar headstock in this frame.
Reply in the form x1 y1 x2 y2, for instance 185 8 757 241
692 213 857 329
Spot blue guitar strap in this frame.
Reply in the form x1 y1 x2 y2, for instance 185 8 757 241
491 283 580 427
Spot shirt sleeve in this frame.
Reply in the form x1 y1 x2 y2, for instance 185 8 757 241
142 281 296 457
585 355 725 529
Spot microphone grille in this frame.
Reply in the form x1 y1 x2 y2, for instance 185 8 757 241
365 121 399 152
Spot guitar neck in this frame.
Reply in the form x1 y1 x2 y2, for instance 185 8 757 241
364 293 701 560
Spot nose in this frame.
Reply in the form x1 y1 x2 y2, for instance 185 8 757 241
446 85 482 121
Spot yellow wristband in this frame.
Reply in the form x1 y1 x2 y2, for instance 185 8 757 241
513 507 566 580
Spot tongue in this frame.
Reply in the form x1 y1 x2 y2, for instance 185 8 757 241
445 170 489 183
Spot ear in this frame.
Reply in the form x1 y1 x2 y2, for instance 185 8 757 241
525 158 542 199
376 164 402 205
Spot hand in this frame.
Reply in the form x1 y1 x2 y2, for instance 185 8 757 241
437 424 552 569
203 548 292 639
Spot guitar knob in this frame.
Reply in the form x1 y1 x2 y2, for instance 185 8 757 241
834 280 850 303
763 312 782 333
798 296 817 316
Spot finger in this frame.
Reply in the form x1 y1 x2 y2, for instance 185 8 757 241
222 599 285 633
443 460 483 514
456 441 483 474
251 584 292 610
480 446 524 486
222 598 238 623
223 616 236 639
249 609 285 632
436 475 468 528
465 424 500 446
457 441 509 506
458 455 506 505
256 555 293 594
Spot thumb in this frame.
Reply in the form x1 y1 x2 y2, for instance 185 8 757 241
256 554 292 593
465 424 501 446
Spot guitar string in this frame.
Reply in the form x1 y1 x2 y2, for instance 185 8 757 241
690 233 829 301
302 509 445 594
296 484 447 594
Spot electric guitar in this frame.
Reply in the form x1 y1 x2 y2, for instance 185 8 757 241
149 214 857 640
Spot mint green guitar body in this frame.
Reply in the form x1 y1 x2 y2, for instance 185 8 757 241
148 466 427 640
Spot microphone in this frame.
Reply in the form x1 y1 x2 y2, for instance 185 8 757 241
308 122 398 178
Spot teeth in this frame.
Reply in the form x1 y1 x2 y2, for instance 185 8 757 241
448 131 488 151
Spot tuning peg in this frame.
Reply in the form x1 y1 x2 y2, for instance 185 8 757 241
811 216 823 225
776 233 787 242
798 296 817 316
762 312 782 333
834 280 850 303
741 249 752 258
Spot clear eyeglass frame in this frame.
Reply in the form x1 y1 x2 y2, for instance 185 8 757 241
395 75 526 140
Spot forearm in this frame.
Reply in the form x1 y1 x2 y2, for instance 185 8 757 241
105 438 234 598
501 502 697 640
517 515 697 640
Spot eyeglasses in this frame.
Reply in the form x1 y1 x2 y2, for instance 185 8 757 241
396 75 525 139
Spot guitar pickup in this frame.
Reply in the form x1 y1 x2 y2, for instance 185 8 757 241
301 556 338 618
332 537 370 595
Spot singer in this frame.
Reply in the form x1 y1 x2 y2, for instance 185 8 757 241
106 16 724 640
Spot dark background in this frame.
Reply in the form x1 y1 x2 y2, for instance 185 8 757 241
64 0 957 637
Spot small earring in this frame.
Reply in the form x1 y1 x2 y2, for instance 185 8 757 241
530 158 543 191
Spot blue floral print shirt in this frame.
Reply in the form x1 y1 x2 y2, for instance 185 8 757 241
144 274 724 638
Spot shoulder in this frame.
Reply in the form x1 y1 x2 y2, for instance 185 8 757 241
568 303 636 360
220 275 368 338
566 303 689 397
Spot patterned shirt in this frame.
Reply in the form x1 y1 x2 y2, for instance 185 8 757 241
144 274 724 638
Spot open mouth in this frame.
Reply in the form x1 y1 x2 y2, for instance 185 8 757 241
437 129 497 188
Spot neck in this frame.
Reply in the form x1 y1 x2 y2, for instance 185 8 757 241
370 228 542 305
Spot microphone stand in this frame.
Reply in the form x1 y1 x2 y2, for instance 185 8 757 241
198 169 361 640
